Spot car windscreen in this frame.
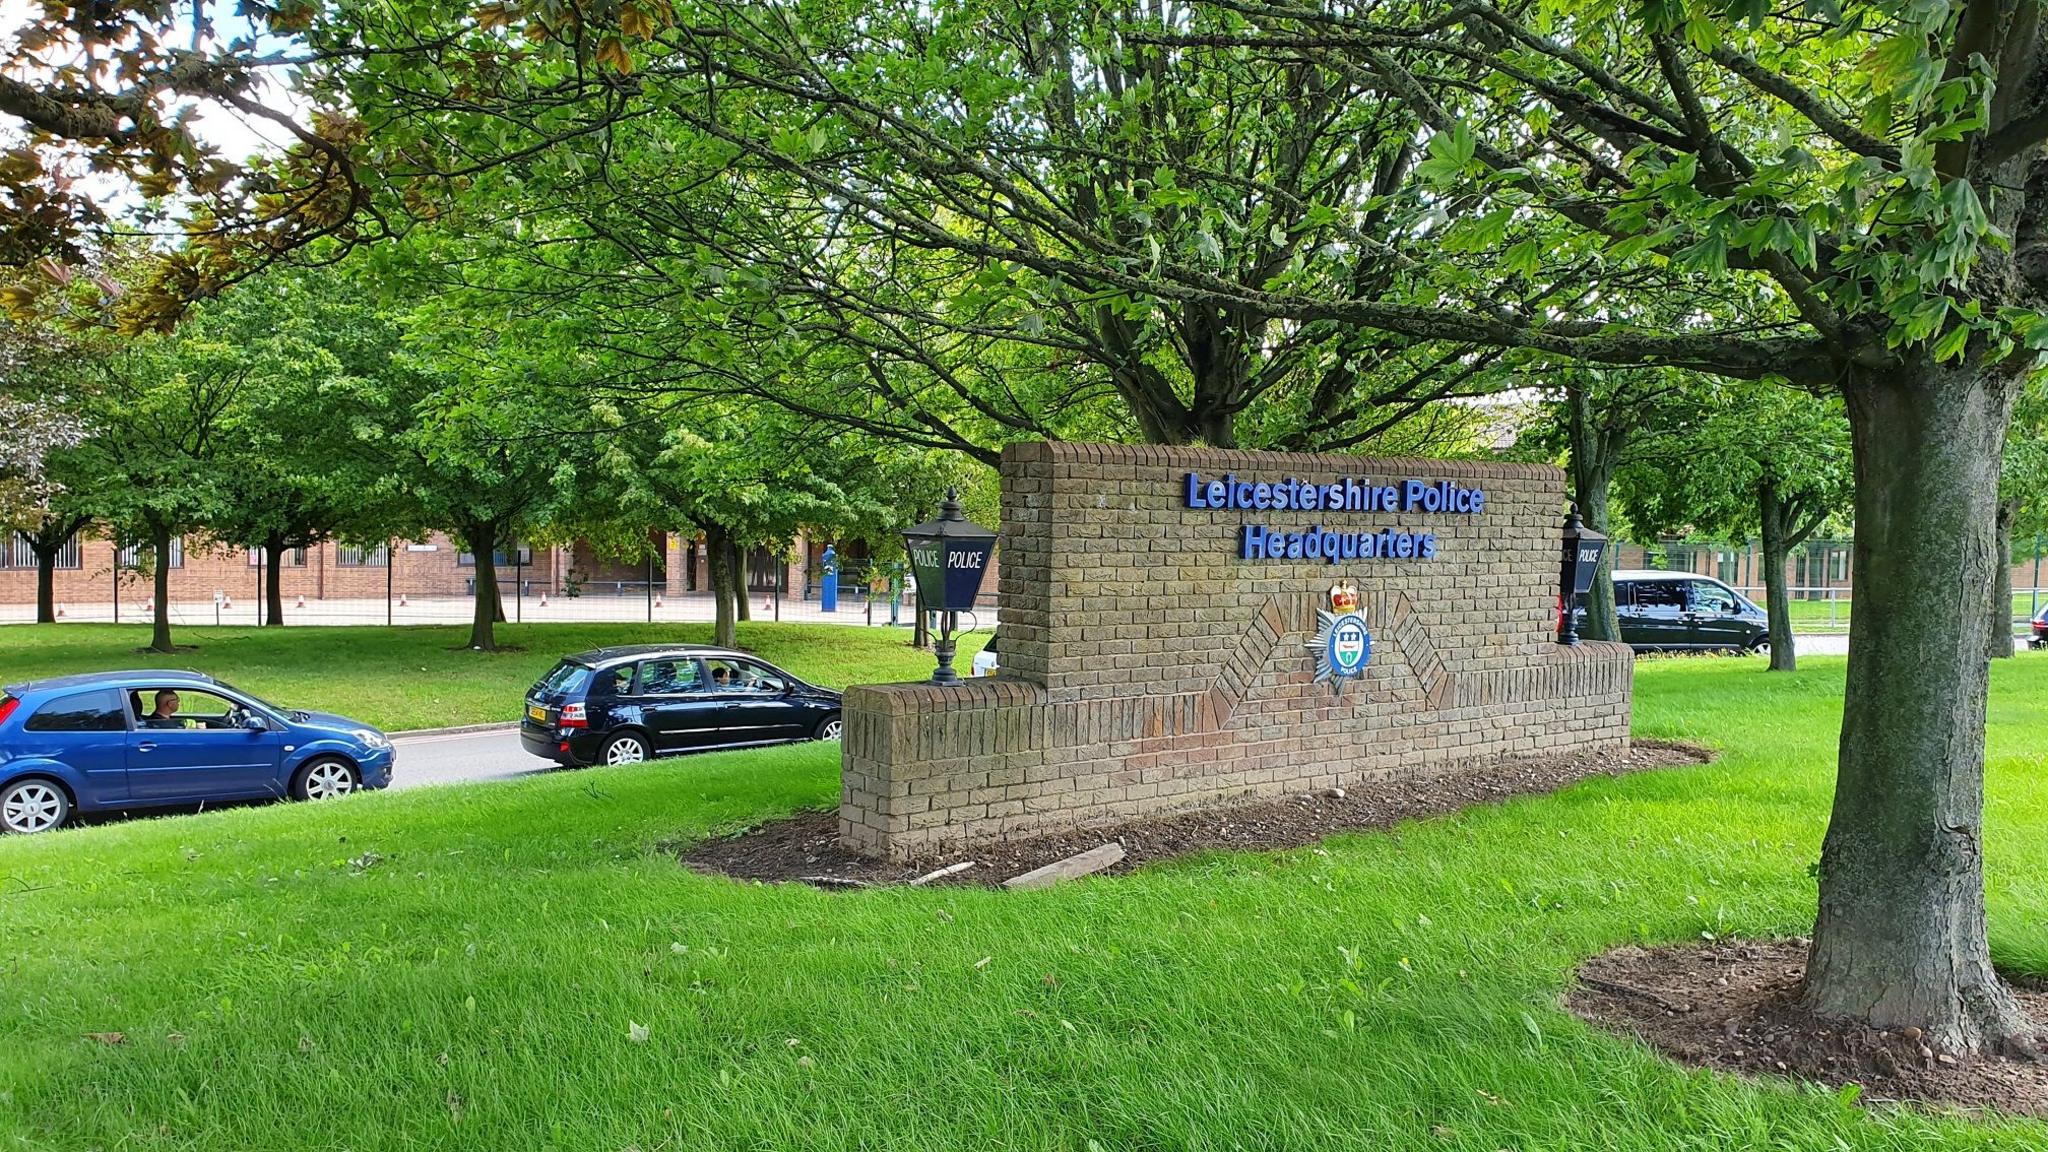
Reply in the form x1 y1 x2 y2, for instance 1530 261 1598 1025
536 661 594 697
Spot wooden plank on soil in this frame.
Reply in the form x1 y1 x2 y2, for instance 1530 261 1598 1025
1002 843 1126 890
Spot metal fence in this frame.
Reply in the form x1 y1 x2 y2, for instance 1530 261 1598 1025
0 564 993 631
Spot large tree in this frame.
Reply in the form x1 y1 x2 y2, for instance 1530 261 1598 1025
1620 382 1854 670
66 324 247 651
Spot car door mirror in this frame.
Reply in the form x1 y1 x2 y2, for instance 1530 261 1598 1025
242 714 268 731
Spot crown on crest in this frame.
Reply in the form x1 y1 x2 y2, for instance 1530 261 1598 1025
1328 581 1360 614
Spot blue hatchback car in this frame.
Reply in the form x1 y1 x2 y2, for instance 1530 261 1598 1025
0 671 395 834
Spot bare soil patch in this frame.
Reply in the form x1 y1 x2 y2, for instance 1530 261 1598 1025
681 740 1710 889
1571 939 2048 1117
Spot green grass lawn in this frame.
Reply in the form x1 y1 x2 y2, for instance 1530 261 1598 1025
2 654 2046 1149
0 622 989 731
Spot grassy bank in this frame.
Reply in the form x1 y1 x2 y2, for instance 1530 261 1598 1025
0 622 989 731
1 656 2044 1148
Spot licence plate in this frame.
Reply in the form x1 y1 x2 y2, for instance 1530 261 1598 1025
528 704 547 723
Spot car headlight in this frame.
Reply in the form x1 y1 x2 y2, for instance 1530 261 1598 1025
353 729 392 750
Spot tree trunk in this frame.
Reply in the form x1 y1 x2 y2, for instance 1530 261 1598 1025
1802 361 2035 1055
149 522 174 653
1990 497 2017 659
706 526 737 648
31 539 56 625
1565 385 1622 642
734 538 752 623
1756 480 1798 672
265 532 286 627
464 522 500 651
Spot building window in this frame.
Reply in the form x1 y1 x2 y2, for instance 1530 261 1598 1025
1829 548 1849 582
2 531 82 570
337 544 390 568
457 543 534 567
247 546 307 567
1715 550 1737 584
117 537 184 570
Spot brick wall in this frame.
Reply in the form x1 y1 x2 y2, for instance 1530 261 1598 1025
840 442 1633 860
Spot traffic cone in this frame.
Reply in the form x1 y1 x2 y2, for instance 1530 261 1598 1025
295 594 305 609
539 594 549 607
398 592 409 607
55 603 64 618
654 595 663 609
144 597 154 614
222 594 233 609
762 594 772 613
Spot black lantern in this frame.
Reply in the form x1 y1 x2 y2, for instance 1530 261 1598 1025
1557 505 1608 646
902 488 997 684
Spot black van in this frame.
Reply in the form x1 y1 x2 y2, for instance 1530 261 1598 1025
1581 571 1771 653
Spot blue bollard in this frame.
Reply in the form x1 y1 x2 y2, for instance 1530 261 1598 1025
820 545 839 613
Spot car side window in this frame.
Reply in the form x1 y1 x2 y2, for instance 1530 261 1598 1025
706 658 781 693
25 689 128 732
602 666 634 696
1689 582 1739 614
635 660 702 695
131 689 246 731
1613 582 1635 610
734 660 787 694
1634 581 1686 612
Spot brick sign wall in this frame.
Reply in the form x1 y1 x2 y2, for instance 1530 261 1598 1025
840 442 1633 860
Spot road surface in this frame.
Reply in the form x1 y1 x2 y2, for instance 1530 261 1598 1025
389 727 545 791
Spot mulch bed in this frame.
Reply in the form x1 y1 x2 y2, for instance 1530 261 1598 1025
1571 940 2048 1117
681 739 1711 889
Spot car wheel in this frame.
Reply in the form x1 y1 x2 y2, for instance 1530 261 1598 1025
0 777 70 834
1748 636 1770 656
815 715 843 741
601 732 650 766
294 758 359 801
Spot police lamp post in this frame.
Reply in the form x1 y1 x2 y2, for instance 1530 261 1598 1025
1557 507 1608 646
902 489 996 685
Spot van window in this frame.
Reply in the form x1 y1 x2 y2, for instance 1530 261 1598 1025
1634 581 1687 611
1689 582 1740 614
26 689 128 732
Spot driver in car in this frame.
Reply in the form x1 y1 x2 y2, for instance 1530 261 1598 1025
141 690 186 729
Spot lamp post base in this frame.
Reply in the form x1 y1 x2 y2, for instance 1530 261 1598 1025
931 611 962 684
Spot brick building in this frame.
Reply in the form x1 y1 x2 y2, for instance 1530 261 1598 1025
0 527 928 615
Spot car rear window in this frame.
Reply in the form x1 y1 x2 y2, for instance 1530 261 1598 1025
536 661 594 696
25 689 128 732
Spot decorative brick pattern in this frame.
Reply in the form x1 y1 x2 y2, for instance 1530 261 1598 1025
840 442 1633 860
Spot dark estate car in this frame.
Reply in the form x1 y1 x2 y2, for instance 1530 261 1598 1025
0 671 393 834
1577 570 1771 654
522 645 843 767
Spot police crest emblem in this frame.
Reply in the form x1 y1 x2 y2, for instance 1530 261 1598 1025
1308 581 1371 695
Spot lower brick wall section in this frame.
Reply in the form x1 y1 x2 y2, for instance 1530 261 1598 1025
839 638 1632 860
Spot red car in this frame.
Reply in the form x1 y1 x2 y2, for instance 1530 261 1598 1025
2033 606 2047 649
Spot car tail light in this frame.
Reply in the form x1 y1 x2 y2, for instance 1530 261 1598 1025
559 702 588 729
0 695 16 725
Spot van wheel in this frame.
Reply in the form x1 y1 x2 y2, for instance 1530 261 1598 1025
1748 636 1770 656
294 758 359 801
1 777 70 834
